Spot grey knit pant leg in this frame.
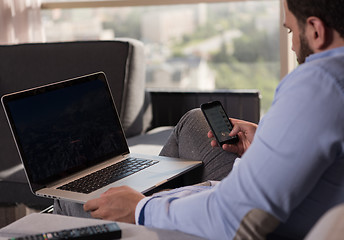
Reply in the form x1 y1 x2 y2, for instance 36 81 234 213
159 108 237 181
53 198 91 218
54 108 237 217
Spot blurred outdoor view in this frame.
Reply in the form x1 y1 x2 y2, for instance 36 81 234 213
41 1 280 114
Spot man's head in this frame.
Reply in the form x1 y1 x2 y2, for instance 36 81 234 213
284 0 344 64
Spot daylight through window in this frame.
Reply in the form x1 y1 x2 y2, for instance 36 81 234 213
41 1 280 114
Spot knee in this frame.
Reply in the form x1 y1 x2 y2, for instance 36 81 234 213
184 108 203 121
177 108 208 132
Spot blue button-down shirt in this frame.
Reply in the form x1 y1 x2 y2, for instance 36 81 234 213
135 47 344 239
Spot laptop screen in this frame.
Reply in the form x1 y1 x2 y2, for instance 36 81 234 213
2 73 129 186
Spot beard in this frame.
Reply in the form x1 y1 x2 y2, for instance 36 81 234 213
297 33 314 64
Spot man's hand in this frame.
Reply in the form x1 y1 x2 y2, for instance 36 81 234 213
83 186 145 223
208 118 257 157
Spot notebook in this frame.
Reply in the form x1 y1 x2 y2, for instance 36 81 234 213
1 72 201 203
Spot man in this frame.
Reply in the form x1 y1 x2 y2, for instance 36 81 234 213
55 0 344 239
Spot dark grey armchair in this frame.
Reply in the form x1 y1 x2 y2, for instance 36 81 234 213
0 39 148 214
0 39 260 227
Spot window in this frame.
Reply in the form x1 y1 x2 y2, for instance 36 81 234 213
41 0 283 114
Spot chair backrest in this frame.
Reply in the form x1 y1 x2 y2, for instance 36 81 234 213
0 39 146 171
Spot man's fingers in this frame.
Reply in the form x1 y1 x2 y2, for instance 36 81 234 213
229 124 241 137
222 144 231 151
89 208 103 219
84 198 100 212
208 130 214 138
211 139 219 148
222 144 240 155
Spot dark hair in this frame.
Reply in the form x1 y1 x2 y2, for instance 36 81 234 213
286 0 344 38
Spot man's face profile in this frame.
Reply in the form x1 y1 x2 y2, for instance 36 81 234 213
283 0 314 64
297 29 314 64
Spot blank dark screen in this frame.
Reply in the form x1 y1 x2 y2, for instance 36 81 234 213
6 78 128 185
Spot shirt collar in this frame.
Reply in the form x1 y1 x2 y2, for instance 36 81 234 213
306 46 344 63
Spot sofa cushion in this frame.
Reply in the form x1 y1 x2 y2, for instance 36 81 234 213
127 126 173 156
305 203 344 240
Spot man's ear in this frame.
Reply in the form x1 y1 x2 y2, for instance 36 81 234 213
306 16 329 50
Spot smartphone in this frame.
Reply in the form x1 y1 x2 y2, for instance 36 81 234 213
201 101 239 146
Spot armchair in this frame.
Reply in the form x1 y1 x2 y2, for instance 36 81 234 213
0 39 148 226
0 39 260 227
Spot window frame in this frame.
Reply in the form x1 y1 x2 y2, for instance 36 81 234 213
41 0 274 9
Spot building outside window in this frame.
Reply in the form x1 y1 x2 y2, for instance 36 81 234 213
41 0 281 115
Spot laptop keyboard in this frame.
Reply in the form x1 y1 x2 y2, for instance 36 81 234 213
57 157 159 194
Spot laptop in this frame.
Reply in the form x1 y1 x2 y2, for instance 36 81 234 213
1 72 201 203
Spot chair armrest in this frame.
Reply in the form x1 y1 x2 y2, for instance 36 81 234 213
147 89 260 129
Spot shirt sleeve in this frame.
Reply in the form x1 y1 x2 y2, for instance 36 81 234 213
135 196 152 225
135 184 217 225
136 64 344 239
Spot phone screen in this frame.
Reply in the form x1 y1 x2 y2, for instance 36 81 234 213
201 101 238 145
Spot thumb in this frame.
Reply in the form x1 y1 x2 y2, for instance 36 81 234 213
229 124 240 136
